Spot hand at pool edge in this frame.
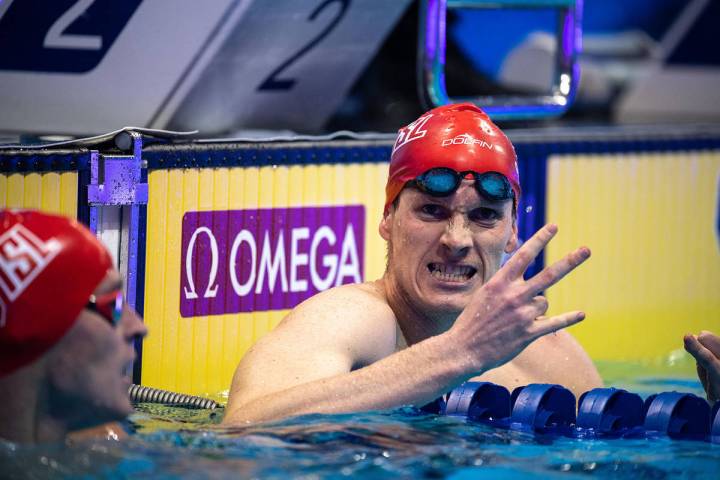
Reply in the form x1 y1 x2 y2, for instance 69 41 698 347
683 330 720 405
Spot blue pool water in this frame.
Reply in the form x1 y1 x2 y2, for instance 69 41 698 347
1 374 718 479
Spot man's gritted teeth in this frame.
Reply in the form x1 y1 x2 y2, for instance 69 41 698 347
427 263 478 282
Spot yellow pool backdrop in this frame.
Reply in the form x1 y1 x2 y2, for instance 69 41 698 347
545 151 720 367
0 171 78 217
141 151 720 396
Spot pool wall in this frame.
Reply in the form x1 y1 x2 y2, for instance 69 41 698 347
2 127 719 396
0 149 84 220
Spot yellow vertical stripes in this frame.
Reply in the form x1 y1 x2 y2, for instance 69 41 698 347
211 167 230 396
255 166 275 343
141 163 390 395
0 171 77 217
545 151 720 363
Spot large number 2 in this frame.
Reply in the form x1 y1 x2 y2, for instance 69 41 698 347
258 0 350 91
44 0 102 50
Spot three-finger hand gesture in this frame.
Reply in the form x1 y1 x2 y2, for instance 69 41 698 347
450 224 591 373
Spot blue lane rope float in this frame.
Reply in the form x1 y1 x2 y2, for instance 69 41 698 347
576 388 644 437
643 392 710 440
437 382 720 443
445 382 511 423
712 402 720 443
510 384 576 435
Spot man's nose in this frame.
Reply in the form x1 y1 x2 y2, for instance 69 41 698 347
121 306 148 342
440 215 472 257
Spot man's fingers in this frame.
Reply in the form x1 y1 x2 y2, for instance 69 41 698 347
696 363 709 393
531 296 549 317
684 334 720 379
686 334 720 403
501 224 558 280
697 330 720 358
529 311 586 339
524 246 591 296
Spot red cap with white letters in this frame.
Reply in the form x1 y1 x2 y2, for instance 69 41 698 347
0 210 112 376
385 102 520 212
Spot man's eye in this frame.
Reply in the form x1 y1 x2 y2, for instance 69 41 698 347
420 204 446 217
470 207 500 222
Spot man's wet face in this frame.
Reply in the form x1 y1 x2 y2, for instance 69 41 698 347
47 270 147 429
381 180 517 316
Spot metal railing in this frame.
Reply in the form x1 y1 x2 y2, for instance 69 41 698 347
418 0 582 120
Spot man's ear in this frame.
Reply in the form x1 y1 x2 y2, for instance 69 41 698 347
504 219 519 254
379 207 393 241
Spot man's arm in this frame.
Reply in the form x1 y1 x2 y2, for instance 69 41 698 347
224 321 470 424
223 224 590 425
223 284 403 423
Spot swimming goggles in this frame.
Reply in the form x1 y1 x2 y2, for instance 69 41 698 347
407 168 514 202
86 290 124 327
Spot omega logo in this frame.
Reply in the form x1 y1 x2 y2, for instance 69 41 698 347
180 206 365 316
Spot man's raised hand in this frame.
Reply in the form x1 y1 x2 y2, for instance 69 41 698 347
449 224 591 374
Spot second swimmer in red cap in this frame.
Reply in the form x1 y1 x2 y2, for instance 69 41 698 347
0 210 147 443
224 103 602 424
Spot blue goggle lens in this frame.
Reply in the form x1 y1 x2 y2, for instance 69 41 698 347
478 174 511 199
422 171 458 193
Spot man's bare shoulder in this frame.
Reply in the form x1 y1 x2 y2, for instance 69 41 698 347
271 281 399 365
519 329 603 392
528 329 589 358
281 281 394 326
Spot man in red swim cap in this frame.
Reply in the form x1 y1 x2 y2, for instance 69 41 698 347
224 103 602 424
0 210 147 443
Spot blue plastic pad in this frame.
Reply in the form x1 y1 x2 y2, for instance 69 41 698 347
444 382 511 422
643 392 711 440
576 388 644 436
509 384 576 434
710 401 720 444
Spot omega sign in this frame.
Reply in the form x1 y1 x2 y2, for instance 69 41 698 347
180 206 365 317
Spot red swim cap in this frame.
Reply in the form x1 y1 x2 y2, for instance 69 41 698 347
0 210 113 376
385 103 520 212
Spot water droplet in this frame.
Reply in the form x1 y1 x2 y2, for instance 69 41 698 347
666 348 687 366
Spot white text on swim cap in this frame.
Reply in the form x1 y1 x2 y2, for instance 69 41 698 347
393 114 433 153
442 134 493 149
0 225 61 327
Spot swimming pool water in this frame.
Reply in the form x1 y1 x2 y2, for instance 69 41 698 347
1 373 717 479
2 404 717 479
